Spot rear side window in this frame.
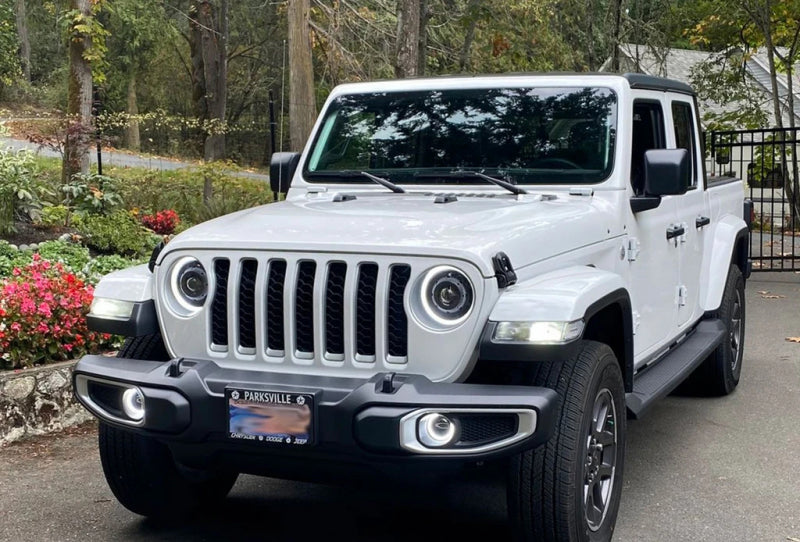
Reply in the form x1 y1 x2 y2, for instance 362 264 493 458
630 101 666 196
671 102 697 188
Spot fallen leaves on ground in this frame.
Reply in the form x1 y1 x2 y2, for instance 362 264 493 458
785 337 800 343
759 291 786 299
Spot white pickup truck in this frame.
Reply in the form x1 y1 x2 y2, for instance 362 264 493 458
74 73 750 541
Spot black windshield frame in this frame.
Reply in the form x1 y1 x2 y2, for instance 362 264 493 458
304 86 618 186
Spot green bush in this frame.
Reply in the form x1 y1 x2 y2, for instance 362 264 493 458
82 254 143 283
78 210 160 256
0 240 32 277
37 204 85 228
0 148 51 233
36 240 91 272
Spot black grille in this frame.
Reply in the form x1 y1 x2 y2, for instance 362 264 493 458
325 263 347 356
211 259 230 346
238 260 257 349
295 261 316 353
458 415 518 445
387 265 411 357
355 264 378 357
266 260 286 351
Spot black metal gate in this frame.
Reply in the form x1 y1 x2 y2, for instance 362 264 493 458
707 128 800 272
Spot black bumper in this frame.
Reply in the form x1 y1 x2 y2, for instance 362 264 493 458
73 355 558 475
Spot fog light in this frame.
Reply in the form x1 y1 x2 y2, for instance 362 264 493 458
418 413 456 448
121 387 145 421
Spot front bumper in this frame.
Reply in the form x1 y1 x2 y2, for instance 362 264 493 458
73 355 558 474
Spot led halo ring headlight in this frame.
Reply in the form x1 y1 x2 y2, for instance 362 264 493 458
121 387 145 422
169 256 208 313
419 265 474 328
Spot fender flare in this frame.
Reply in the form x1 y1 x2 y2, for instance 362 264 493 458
480 266 633 390
700 215 748 313
93 264 154 302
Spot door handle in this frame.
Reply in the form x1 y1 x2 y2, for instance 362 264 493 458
695 216 710 229
666 224 685 240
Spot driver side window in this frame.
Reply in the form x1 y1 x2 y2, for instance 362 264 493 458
630 101 666 196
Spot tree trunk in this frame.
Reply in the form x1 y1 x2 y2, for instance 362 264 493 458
122 71 140 151
194 0 227 163
395 0 420 78
63 0 93 184
611 0 623 72
458 0 480 72
288 0 316 151
417 0 429 76
14 0 30 82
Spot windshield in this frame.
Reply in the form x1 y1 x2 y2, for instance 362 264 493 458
305 86 617 186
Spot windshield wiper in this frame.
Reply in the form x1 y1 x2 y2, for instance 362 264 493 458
305 170 405 193
414 170 527 195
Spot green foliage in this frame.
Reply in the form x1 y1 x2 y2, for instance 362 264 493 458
82 253 143 283
63 172 124 215
0 3 20 90
115 164 270 225
690 53 769 132
63 2 110 83
36 240 91 272
0 148 51 234
37 204 84 228
78 210 160 256
0 241 33 277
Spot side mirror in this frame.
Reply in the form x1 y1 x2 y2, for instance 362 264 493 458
644 148 689 196
270 152 300 196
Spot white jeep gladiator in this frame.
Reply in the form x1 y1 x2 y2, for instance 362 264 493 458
74 73 750 541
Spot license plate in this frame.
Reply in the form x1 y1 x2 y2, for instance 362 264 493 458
226 388 314 446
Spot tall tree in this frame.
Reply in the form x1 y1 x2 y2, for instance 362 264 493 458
14 0 30 82
106 0 168 151
64 0 95 183
395 0 420 77
190 0 228 163
288 0 316 150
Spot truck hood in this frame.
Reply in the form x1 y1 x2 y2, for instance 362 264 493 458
163 192 618 277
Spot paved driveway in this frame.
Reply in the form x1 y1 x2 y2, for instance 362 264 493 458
0 273 798 542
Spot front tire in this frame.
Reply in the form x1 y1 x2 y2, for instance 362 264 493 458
508 341 626 542
98 334 238 519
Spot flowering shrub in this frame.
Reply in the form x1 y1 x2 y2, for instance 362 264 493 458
0 254 112 369
140 209 180 235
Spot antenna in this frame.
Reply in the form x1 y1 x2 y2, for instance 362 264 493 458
278 38 287 199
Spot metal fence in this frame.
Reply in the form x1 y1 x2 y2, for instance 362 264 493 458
707 128 800 272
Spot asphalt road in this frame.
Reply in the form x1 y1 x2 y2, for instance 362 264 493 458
1 273 798 542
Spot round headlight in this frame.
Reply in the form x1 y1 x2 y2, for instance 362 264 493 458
420 266 474 326
170 257 208 312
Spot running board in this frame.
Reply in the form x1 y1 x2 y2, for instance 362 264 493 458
626 319 726 419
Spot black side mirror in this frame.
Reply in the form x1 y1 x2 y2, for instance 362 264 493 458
270 152 300 196
644 148 689 197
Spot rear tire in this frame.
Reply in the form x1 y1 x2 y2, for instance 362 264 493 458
98 334 238 519
508 341 626 542
684 265 745 396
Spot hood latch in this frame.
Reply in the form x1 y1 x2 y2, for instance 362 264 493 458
492 252 517 288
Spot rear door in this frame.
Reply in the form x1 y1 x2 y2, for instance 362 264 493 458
669 98 707 328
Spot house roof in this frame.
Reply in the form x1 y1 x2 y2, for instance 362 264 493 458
602 43 799 127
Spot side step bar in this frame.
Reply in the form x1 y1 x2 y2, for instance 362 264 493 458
626 319 726 419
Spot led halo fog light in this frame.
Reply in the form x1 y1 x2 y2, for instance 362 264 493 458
169 257 208 313
419 266 474 327
417 413 457 448
121 387 145 422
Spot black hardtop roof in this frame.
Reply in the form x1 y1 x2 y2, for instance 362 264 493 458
621 73 694 95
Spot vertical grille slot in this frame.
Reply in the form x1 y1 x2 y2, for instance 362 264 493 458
387 265 411 357
295 261 317 354
238 260 257 350
211 259 230 346
325 262 347 357
356 263 378 358
266 260 287 352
